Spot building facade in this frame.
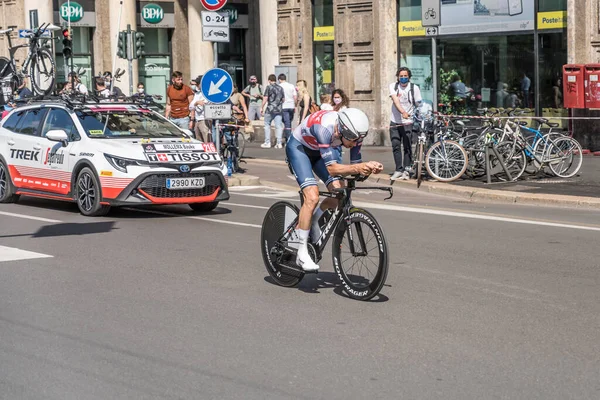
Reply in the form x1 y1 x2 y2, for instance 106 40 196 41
2 0 597 146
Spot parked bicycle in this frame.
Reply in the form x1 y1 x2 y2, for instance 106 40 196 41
0 23 56 98
261 175 393 301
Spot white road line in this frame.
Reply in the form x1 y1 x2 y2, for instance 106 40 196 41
123 208 261 228
0 211 62 223
226 202 270 210
228 186 265 191
231 192 600 233
0 245 53 263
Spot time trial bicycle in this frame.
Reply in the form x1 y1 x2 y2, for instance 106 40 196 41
260 175 393 301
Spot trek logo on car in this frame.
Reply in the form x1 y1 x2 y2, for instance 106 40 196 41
10 149 39 161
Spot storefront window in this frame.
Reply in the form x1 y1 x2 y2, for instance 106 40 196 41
55 27 93 90
218 29 246 89
437 34 534 114
313 0 334 103
398 0 421 22
539 32 567 123
539 0 566 11
138 28 171 104
399 39 433 104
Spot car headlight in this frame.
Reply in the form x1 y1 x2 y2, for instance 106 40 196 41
104 154 143 173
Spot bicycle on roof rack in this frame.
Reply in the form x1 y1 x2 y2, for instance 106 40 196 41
0 23 57 98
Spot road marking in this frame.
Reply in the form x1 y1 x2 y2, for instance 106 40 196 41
228 186 264 191
226 202 269 210
231 192 600 233
0 245 53 263
123 208 261 228
0 211 62 223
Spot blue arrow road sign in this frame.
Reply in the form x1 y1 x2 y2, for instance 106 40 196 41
201 68 233 104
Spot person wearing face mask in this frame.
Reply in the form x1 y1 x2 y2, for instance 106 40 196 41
242 75 263 121
389 67 422 181
165 71 194 133
189 75 212 142
102 71 124 98
330 89 349 111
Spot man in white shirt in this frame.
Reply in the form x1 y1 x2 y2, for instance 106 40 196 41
389 67 422 180
189 75 212 142
278 73 297 144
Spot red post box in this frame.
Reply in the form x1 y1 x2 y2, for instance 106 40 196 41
563 64 585 108
584 64 600 109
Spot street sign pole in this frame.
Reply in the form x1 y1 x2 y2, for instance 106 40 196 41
421 0 440 113
213 42 219 155
432 37 438 113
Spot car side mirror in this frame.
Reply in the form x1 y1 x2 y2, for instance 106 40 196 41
46 129 69 147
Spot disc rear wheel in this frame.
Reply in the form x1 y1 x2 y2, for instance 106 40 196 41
260 201 305 287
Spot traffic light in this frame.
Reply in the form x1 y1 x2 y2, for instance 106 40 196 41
117 31 127 59
62 28 72 59
134 31 145 59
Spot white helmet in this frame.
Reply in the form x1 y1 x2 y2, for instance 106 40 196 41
338 108 369 141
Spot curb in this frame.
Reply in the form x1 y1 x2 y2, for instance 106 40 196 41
227 174 261 187
244 158 600 210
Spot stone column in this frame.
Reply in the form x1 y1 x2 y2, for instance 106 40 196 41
172 0 190 80
108 0 137 94
188 0 215 77
23 0 52 27
260 0 279 85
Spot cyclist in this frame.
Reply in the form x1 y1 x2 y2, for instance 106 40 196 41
286 108 383 272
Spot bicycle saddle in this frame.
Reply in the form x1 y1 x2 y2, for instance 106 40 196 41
0 28 13 34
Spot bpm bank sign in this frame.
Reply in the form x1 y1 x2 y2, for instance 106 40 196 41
56 0 95 26
142 4 164 24
60 1 84 22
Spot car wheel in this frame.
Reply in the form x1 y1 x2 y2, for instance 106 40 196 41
0 160 19 203
189 202 219 212
76 167 110 216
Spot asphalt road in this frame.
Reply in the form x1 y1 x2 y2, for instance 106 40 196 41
1 185 599 399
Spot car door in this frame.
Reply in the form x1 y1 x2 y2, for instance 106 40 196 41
0 110 27 187
38 107 79 195
4 108 48 191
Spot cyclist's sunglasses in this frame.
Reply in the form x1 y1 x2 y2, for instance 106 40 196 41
339 121 367 142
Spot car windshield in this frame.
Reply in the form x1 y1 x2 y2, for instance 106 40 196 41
76 110 186 138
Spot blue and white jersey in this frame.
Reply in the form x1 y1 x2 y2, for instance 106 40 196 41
292 110 362 166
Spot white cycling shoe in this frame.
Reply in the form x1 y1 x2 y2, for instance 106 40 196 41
296 248 319 272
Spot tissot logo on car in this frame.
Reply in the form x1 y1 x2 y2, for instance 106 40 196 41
60 1 84 22
10 149 39 161
146 152 220 163
142 3 164 24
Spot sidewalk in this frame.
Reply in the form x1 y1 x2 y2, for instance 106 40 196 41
239 141 600 208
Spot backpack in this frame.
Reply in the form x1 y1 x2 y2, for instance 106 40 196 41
394 82 416 106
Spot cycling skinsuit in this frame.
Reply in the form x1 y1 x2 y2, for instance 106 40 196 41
286 110 362 189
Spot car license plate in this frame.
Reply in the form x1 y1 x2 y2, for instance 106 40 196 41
166 177 205 190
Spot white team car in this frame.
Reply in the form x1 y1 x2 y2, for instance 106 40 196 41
0 101 230 216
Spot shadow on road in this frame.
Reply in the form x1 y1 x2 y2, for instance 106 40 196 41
263 274 389 303
0 221 117 239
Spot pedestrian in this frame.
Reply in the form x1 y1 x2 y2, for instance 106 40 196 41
278 73 297 143
16 78 33 98
296 79 312 123
261 74 284 149
230 84 249 123
242 75 263 121
389 67 422 181
189 75 212 142
94 76 111 99
60 72 88 96
552 78 562 109
521 72 531 108
320 93 333 111
103 71 124 98
330 89 349 111
165 71 194 132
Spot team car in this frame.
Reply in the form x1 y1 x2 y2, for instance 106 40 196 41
0 101 230 216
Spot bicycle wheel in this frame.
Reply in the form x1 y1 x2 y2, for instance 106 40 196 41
425 140 468 182
30 49 55 95
492 141 527 182
237 130 246 158
260 201 305 287
548 137 582 178
416 142 424 187
332 208 388 301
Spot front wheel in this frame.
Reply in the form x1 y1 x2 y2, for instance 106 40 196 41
261 201 305 287
332 208 388 301
0 160 19 203
425 140 468 182
30 49 55 95
76 167 110 216
547 137 583 178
